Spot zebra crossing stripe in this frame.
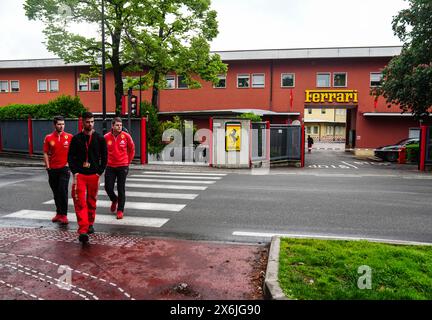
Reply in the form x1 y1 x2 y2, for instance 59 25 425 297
127 178 216 184
44 199 185 212
98 191 198 200
141 171 227 176
130 174 222 180
3 210 168 228
100 183 207 191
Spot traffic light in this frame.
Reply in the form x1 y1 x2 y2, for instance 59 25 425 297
130 95 138 116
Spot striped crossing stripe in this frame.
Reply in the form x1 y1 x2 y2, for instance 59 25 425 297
4 210 168 228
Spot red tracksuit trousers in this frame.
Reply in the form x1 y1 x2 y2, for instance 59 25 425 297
71 174 100 234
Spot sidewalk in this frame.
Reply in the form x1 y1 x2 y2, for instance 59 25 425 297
0 227 268 300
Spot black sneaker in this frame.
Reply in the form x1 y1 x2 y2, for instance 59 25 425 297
78 233 89 243
88 225 95 234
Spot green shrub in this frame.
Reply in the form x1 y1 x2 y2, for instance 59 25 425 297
140 101 164 155
0 95 87 120
238 112 262 122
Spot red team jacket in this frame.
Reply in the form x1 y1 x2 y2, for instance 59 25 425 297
43 131 73 169
104 131 135 167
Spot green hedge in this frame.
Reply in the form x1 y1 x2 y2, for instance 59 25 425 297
0 95 87 120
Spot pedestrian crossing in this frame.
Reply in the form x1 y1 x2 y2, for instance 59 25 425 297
2 170 227 229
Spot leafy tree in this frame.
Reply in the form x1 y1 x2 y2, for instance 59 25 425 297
123 0 227 110
372 0 432 119
24 0 143 114
238 112 263 122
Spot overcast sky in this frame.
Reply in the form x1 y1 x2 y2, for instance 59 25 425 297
0 0 409 60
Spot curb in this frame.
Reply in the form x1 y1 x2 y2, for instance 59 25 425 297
0 161 44 167
263 236 288 300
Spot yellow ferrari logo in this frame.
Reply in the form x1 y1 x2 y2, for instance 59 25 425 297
121 134 125 139
107 140 113 146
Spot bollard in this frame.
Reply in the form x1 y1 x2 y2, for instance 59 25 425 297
398 147 406 164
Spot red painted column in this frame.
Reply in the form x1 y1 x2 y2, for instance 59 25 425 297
28 117 33 156
209 117 213 167
249 121 252 168
419 124 427 171
266 121 270 161
301 123 305 168
140 117 147 165
78 116 83 132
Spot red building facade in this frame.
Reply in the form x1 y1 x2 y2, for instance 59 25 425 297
0 46 424 156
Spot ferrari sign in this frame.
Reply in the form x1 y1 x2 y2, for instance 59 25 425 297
225 123 241 151
305 90 358 104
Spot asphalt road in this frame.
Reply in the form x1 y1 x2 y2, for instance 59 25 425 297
0 148 431 244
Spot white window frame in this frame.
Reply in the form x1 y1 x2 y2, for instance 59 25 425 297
213 75 226 89
252 73 265 88
237 74 250 88
49 79 59 92
37 79 48 92
370 72 383 87
306 126 311 134
316 72 331 88
10 80 20 92
313 126 319 134
177 75 188 89
0 80 9 93
281 73 295 88
326 126 334 135
165 75 175 89
89 78 100 91
78 78 89 91
333 72 347 87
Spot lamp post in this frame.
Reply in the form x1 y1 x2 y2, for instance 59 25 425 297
101 0 107 134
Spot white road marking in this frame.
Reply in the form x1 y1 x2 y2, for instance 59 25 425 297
232 231 432 246
99 191 198 200
131 174 222 180
141 171 226 176
3 210 168 227
100 182 207 191
44 199 185 212
127 178 215 184
340 161 358 169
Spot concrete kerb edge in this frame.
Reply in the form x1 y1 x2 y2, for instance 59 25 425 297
263 236 288 300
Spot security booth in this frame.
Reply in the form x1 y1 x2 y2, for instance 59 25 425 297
269 123 303 166
211 118 251 168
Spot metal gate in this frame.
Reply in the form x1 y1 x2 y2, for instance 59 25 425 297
251 122 267 161
270 124 302 161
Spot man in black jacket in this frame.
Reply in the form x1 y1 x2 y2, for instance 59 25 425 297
68 112 107 244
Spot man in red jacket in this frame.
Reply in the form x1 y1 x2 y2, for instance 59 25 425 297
68 112 107 244
43 115 73 225
104 117 135 219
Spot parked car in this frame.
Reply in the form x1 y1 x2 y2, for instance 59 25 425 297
374 138 419 162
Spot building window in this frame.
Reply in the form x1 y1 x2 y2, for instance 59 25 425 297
317 73 331 87
38 80 48 92
10 80 20 92
370 72 383 87
0 80 9 93
237 74 250 88
321 108 326 114
49 80 59 92
306 126 311 134
308 108 312 114
177 75 188 89
313 126 319 134
281 73 295 87
214 75 226 88
165 75 175 89
326 126 334 135
336 109 346 115
252 73 265 88
78 79 88 91
333 72 347 87
336 126 345 135
90 78 100 91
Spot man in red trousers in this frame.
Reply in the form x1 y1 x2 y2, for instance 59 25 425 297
68 112 107 244
104 117 135 219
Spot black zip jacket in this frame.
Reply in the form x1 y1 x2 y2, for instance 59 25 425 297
68 131 107 175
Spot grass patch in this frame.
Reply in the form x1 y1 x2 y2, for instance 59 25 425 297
278 238 432 300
